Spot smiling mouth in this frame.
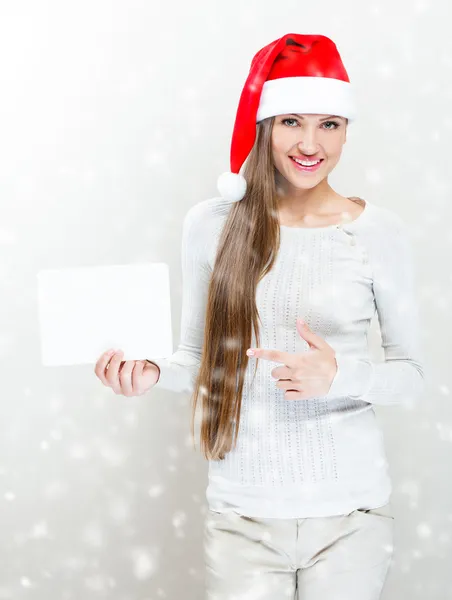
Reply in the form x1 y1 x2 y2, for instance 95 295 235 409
289 157 324 171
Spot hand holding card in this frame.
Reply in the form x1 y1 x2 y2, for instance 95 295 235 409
93 348 161 396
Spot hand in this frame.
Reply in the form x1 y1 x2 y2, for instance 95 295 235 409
94 349 160 397
246 318 338 400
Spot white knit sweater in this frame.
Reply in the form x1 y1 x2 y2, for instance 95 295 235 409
148 197 425 518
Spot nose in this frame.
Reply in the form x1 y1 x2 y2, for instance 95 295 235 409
295 127 320 154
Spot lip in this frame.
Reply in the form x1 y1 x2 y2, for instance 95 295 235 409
289 156 324 173
290 155 323 161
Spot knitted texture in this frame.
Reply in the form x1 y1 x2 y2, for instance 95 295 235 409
148 197 424 518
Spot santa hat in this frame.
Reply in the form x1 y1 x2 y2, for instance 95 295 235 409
217 33 357 203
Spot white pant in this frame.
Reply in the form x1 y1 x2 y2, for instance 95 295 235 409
204 504 394 600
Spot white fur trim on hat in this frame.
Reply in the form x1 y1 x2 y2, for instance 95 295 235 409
256 76 356 122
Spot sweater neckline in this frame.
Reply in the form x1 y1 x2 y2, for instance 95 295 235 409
279 197 373 233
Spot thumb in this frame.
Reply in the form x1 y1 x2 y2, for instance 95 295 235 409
296 318 323 349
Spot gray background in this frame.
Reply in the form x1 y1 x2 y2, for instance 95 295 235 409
0 0 450 598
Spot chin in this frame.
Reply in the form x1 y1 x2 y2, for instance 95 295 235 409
288 176 322 190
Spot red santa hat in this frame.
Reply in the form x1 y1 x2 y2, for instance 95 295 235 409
217 33 357 202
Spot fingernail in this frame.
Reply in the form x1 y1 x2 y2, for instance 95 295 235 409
246 349 254 357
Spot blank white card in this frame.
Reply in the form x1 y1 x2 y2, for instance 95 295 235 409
36 262 173 367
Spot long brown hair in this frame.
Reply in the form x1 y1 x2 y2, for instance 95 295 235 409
189 114 350 461
189 116 283 461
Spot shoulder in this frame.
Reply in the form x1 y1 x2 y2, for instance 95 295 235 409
182 197 232 264
367 201 410 234
185 196 232 222
360 201 414 254
363 202 417 277
183 196 233 239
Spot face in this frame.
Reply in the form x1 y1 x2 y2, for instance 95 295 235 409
271 113 347 196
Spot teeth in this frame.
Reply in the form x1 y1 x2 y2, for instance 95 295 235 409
292 157 321 166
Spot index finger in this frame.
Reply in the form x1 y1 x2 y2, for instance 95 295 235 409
94 348 116 384
247 347 295 367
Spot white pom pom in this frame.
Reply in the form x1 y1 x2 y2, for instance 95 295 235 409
217 172 247 202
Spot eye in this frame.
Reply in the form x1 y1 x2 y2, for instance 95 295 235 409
281 118 298 127
323 120 340 130
281 118 340 130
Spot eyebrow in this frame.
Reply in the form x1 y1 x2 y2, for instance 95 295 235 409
287 114 343 121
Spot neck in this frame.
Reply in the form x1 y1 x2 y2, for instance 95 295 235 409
275 175 337 217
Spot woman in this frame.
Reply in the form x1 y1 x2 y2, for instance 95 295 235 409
97 33 424 600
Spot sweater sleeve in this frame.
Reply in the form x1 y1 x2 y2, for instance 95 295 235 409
145 202 211 394
324 213 425 406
